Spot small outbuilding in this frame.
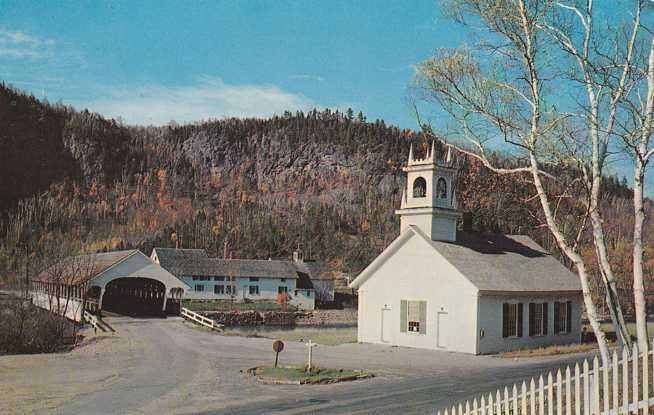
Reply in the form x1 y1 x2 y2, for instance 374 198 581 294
349 143 582 354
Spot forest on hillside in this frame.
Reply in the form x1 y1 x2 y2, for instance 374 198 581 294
0 83 651 315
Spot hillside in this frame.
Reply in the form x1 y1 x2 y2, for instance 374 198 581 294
0 84 650 313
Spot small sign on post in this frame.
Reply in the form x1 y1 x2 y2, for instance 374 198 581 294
272 340 284 368
304 339 317 372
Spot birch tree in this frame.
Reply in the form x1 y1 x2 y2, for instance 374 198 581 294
412 0 619 364
532 0 654 352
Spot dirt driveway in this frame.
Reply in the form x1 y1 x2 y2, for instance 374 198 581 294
0 317 594 414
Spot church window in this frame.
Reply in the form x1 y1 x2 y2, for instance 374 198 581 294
400 300 427 334
528 302 548 336
553 301 572 334
437 178 448 199
502 303 523 337
413 177 427 198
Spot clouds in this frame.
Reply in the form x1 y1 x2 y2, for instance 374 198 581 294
289 74 325 82
0 28 55 60
84 78 317 126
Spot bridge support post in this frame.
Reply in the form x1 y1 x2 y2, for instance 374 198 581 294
98 287 105 316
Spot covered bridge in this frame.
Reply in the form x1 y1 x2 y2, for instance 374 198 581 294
31 250 188 317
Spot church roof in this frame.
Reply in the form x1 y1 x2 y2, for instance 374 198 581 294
350 226 581 293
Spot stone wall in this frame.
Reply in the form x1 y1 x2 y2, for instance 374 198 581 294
201 310 297 327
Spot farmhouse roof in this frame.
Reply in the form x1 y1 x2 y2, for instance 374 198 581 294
293 260 332 280
206 259 300 279
152 248 210 276
350 226 581 293
152 248 301 280
32 250 138 285
295 271 315 289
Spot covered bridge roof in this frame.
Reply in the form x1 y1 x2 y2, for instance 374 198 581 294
32 250 138 285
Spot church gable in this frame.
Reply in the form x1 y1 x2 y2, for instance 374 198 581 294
351 226 477 295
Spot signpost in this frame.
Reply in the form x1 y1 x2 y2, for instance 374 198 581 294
272 340 284 368
304 339 317 372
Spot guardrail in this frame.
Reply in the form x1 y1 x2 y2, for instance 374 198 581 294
83 310 103 333
181 307 223 331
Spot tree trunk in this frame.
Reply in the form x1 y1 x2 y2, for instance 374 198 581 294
529 153 611 364
633 160 649 351
589 205 632 351
632 36 654 352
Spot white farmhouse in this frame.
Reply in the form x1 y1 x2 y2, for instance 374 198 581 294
349 143 582 354
151 248 315 310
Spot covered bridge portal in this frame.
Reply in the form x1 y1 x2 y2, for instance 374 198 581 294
31 250 188 318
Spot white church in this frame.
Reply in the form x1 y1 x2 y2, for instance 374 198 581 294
349 143 583 354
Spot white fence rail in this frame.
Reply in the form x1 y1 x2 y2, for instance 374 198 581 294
83 310 102 332
437 342 654 415
181 307 223 331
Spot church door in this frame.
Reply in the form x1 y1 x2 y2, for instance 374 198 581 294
381 307 393 343
437 311 449 348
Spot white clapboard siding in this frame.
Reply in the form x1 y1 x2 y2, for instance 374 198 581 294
435 340 654 415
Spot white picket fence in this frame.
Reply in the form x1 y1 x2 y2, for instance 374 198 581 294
436 342 654 415
180 307 224 331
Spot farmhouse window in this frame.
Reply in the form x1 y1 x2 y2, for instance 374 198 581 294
214 285 224 295
400 300 427 335
528 302 548 336
194 284 204 292
278 286 288 294
554 301 572 334
249 285 260 295
502 303 523 338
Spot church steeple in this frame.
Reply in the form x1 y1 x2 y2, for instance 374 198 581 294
395 141 461 241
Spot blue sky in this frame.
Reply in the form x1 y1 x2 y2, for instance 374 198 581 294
0 0 466 128
0 0 649 192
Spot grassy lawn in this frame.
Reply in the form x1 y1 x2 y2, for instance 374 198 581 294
181 299 296 312
597 321 654 339
500 342 601 358
224 326 357 346
246 366 372 384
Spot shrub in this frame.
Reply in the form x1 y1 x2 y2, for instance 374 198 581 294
0 297 77 355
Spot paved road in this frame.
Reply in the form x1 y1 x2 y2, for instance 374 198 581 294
6 317 595 415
